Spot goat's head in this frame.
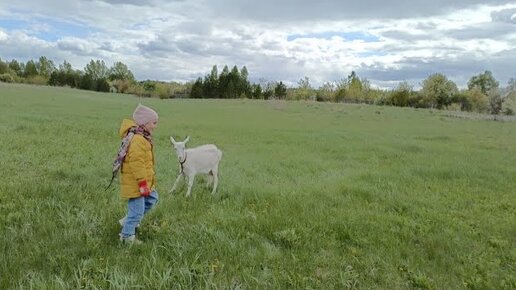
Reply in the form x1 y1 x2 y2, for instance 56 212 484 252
170 136 190 161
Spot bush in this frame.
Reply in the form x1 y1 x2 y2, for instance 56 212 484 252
446 103 462 112
126 83 145 97
154 82 171 99
316 94 327 102
488 89 503 114
0 73 14 83
390 89 410 107
502 92 516 116
466 88 489 113
96 79 110 92
315 90 334 102
504 108 515 116
408 93 426 108
27 75 48 86
111 79 133 94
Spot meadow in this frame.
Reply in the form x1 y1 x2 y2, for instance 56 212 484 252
0 83 515 289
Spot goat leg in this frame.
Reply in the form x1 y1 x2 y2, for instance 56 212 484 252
169 173 183 193
186 175 195 197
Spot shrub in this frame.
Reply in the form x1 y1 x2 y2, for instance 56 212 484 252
111 79 132 94
0 73 14 83
27 75 48 86
502 92 516 116
466 88 489 113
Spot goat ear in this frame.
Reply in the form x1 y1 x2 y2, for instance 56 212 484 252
184 136 190 143
170 136 176 144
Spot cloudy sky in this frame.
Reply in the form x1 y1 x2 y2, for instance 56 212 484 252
0 0 515 89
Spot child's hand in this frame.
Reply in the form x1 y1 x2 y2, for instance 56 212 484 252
138 180 151 197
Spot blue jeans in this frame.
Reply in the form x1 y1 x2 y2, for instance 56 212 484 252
120 190 159 238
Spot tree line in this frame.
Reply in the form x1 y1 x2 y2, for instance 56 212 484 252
189 65 288 100
1 56 515 115
0 56 186 98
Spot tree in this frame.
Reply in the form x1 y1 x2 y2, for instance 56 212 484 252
0 59 16 83
293 76 313 100
507 78 516 92
49 60 81 88
109 61 135 81
466 88 489 113
218 65 230 98
82 59 110 91
79 73 94 90
261 80 275 100
467 70 499 95
467 71 501 114
488 88 503 114
59 60 73 73
390 81 412 107
96 78 110 92
205 65 219 98
502 92 516 115
226 80 236 99
8 60 22 77
48 71 62 86
334 71 365 103
501 78 516 115
251 83 262 99
360 78 377 104
36 56 56 78
452 91 473 112
190 77 204 98
240 66 251 98
69 68 82 88
229 65 240 98
421 73 458 109
298 76 311 89
274 81 287 99
216 65 241 99
0 58 8 74
263 88 273 100
24 60 38 77
316 81 335 102
347 71 363 102
84 59 109 80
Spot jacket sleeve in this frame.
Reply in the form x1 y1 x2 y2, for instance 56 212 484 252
127 136 148 182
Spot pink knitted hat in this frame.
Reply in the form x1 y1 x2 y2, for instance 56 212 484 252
133 104 158 125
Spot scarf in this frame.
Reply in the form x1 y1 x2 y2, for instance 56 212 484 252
106 126 152 189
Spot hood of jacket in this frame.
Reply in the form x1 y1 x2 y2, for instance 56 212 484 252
119 119 137 138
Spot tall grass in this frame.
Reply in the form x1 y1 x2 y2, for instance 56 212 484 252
1 83 515 289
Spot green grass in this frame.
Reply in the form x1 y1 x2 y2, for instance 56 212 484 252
1 82 515 289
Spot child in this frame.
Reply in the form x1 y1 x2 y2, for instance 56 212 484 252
116 104 159 244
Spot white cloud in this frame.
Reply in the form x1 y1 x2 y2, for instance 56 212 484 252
0 0 515 88
0 30 8 42
57 37 99 56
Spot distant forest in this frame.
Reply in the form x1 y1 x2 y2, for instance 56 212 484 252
1 56 515 115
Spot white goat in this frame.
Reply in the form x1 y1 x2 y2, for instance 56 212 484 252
169 136 223 197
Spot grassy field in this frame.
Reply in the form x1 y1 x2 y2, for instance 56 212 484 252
0 83 515 289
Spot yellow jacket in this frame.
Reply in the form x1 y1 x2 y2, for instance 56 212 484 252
119 119 156 199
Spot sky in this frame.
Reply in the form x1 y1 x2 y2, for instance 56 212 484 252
0 0 515 89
